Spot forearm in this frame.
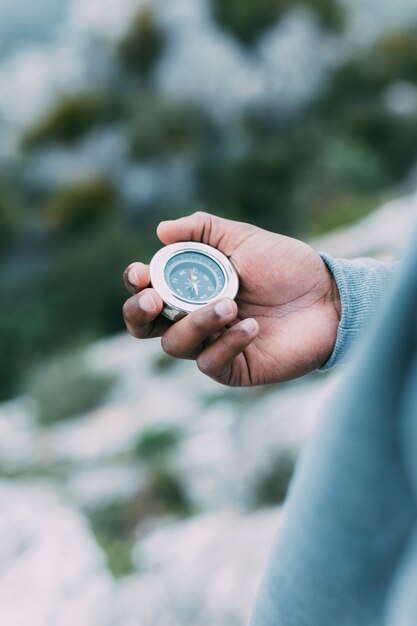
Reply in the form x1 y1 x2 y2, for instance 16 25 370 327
319 254 398 370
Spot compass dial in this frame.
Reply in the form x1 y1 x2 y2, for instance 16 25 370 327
149 241 239 321
164 251 225 303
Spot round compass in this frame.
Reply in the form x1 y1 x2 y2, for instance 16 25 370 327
149 242 239 321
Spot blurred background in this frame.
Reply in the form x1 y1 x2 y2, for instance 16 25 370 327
1 0 417 624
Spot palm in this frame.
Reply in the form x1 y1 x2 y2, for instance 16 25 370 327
214 224 339 385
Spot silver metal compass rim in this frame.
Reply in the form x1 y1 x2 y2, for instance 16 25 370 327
149 241 239 317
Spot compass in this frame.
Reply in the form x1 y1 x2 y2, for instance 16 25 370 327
149 242 239 321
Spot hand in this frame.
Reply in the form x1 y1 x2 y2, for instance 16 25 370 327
123 212 341 386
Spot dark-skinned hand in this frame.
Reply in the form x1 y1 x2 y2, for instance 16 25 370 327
123 212 341 387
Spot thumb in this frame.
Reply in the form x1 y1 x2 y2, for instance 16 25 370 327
157 211 235 253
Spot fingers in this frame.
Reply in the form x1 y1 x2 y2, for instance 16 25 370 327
161 298 238 360
196 318 259 386
123 262 151 294
123 288 170 339
157 211 237 255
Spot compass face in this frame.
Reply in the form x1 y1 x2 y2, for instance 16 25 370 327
149 241 239 320
164 251 226 303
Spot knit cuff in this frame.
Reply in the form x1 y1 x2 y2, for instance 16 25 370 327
318 254 397 370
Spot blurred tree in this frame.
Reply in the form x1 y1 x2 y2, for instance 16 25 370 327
211 0 345 46
321 29 417 105
45 220 153 341
21 92 126 150
135 424 182 464
129 93 217 160
0 202 16 255
196 116 313 234
44 178 118 236
316 29 417 182
117 7 165 80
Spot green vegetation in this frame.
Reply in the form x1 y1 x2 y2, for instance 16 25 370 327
26 352 115 426
0 179 158 400
22 92 125 150
320 29 417 106
135 424 182 464
252 450 297 507
129 95 216 160
117 7 165 80
0 203 16 255
44 178 117 235
88 499 138 578
88 467 190 577
212 0 345 46
147 467 191 515
152 353 178 373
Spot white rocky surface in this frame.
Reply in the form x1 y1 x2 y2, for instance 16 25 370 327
117 509 282 626
0 397 41 473
0 481 115 626
65 462 146 509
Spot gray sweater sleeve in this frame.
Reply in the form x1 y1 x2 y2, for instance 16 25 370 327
318 253 397 370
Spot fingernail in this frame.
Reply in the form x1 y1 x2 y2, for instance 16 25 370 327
128 265 141 287
214 299 234 317
240 318 258 333
139 293 157 312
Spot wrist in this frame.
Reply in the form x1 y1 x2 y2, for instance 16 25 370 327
318 257 342 368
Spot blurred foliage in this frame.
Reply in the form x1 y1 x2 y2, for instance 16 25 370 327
252 450 297 506
88 499 138 578
0 203 17 255
212 0 345 45
135 424 182 464
152 352 178 373
147 467 191 515
321 30 417 104
26 352 115 426
88 467 190 577
22 92 126 150
117 7 165 80
129 94 217 160
96 535 135 579
44 178 117 235
0 186 158 400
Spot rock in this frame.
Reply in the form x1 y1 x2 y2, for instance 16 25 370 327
174 374 341 511
116 509 282 626
65 462 146 509
45 404 143 465
0 480 115 626
0 397 41 473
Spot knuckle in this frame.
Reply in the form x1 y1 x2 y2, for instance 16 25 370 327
193 210 212 232
125 322 143 340
188 312 208 333
196 355 213 376
161 334 176 357
192 210 209 220
122 300 134 324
